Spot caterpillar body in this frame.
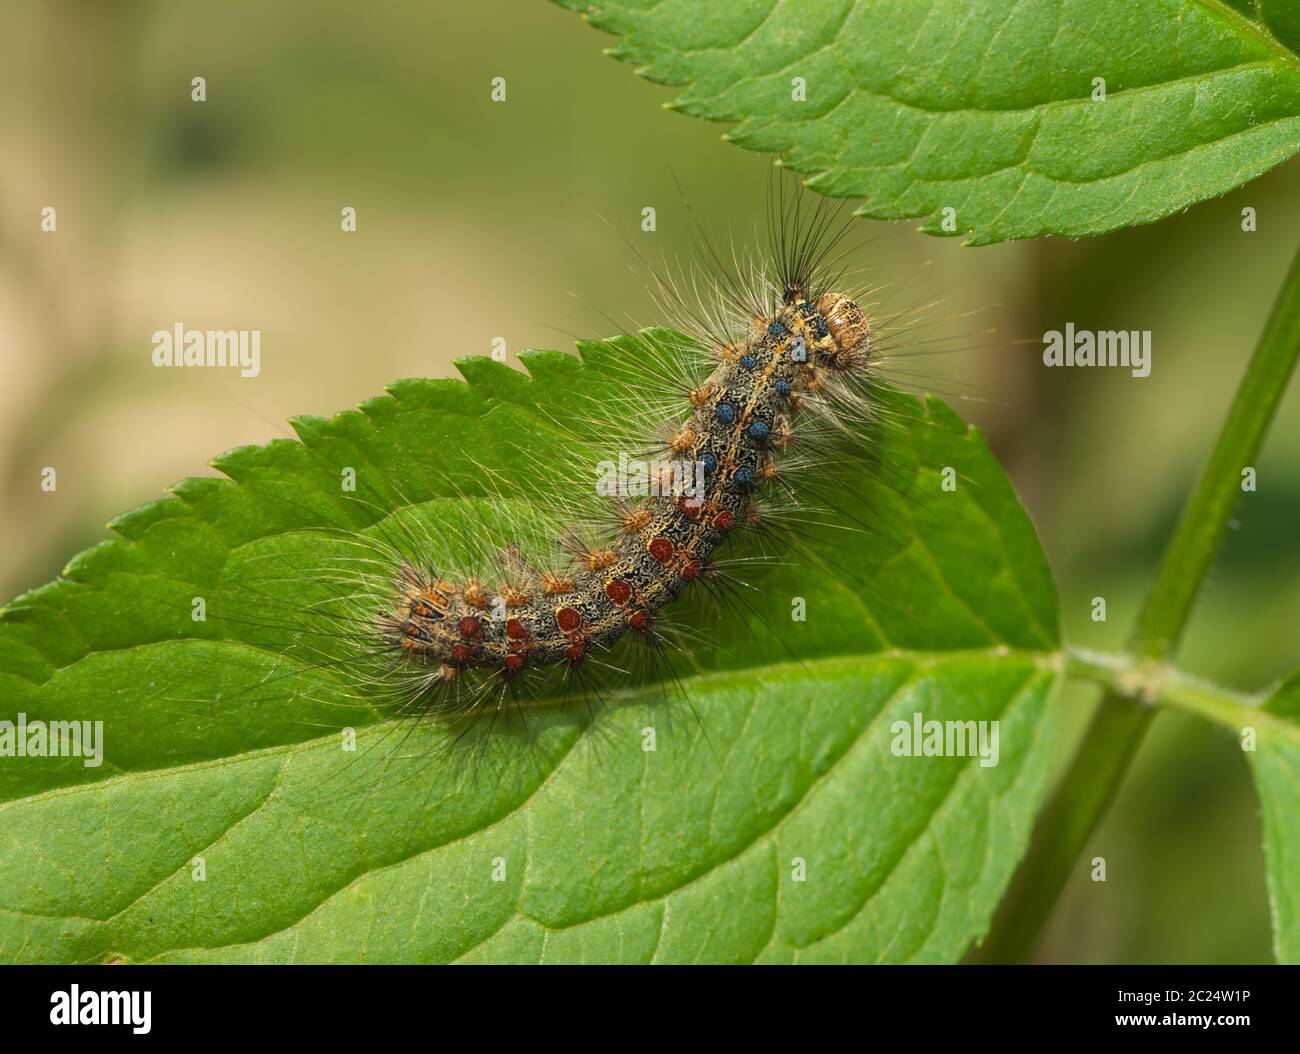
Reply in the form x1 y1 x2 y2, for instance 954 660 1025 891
388 288 871 685
214 181 945 762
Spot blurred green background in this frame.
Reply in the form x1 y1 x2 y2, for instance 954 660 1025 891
2 0 1298 963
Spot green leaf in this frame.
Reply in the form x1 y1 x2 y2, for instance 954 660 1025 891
0 329 1061 963
1246 672 1300 963
554 0 1300 244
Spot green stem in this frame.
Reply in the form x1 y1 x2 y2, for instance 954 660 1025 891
1066 648 1296 744
1129 245 1300 658
975 238 1300 963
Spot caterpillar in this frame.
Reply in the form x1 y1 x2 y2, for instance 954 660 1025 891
388 287 870 683
215 178 945 769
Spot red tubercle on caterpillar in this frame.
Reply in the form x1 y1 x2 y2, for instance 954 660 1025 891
648 537 674 563
713 510 734 531
626 608 651 632
457 616 481 638
501 653 524 674
677 495 703 520
555 606 583 633
505 617 527 640
564 642 586 663
450 643 474 663
680 559 701 581
605 579 632 605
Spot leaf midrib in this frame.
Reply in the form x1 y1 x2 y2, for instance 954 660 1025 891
1198 0 1300 70
128 654 1054 964
0 645 1062 813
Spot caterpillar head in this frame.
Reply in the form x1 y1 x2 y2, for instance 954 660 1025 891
814 292 871 371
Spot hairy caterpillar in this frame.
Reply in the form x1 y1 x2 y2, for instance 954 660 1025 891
390 290 869 678
210 179 953 773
